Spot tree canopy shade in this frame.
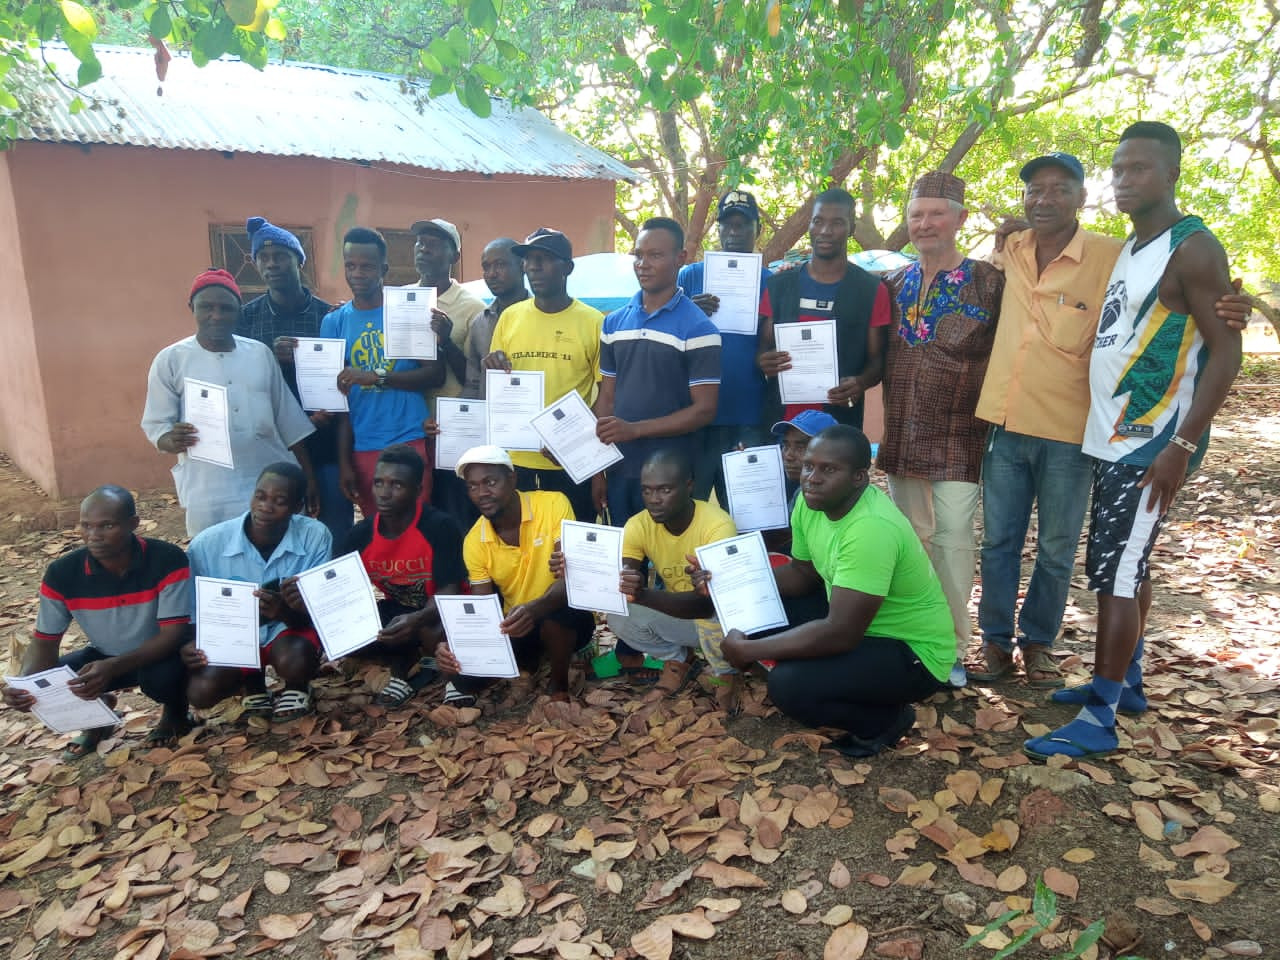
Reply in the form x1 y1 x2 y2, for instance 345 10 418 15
7 0 1280 280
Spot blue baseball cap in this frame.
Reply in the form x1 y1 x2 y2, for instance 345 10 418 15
771 409 838 438
1019 152 1085 184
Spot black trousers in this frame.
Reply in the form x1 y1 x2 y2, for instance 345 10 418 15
767 636 945 740
515 466 596 523
60 646 187 713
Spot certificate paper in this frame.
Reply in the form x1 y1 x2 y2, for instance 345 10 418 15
435 397 488 472
485 370 546 452
560 520 628 616
4 666 120 734
722 445 790 532
774 320 839 404
295 552 382 660
195 576 262 669
531 390 623 484
695 532 788 636
383 287 438 360
703 251 763 335
182 378 234 469
293 338 349 412
436 594 519 679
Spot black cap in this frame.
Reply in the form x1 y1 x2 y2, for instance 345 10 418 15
512 227 573 261
1019 152 1085 184
717 189 760 222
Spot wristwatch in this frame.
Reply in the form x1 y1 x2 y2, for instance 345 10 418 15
374 367 389 389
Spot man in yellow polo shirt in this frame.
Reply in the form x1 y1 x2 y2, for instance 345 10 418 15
484 228 603 521
606 449 741 712
442 445 594 706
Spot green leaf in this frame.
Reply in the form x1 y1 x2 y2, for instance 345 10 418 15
76 55 102 86
1054 919 1107 960
60 0 97 39
150 5 173 39
428 72 453 98
462 73 492 117
992 927 1043 960
674 73 704 101
962 909 1021 949
1032 877 1057 928
419 50 444 75
883 119 905 150
473 62 505 85
263 16 286 41
0 88 19 110
222 0 258 27
429 36 459 70
465 0 497 33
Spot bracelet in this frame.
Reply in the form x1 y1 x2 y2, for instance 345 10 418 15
1169 434 1198 455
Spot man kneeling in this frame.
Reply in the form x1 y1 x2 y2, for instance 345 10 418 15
714 426 954 756
183 463 332 722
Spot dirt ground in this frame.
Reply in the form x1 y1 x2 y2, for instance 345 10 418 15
0 370 1275 960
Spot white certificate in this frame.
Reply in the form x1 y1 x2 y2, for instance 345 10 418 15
560 520 628 616
703 251 763 335
293 338 349 412
530 390 623 484
485 370 545 452
436 594 519 679
195 576 262 669
294 552 382 661
435 397 488 473
4 666 120 734
774 320 839 404
722 445 790 532
182 378 234 469
383 287 438 360
695 532 788 636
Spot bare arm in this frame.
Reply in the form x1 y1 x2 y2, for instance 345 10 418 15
597 382 719 444
620 558 715 619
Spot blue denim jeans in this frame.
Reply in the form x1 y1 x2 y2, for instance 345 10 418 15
978 426 1092 652
314 461 355 546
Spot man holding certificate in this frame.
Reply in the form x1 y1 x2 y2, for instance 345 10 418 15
336 445 466 708
142 268 317 536
453 446 594 705
709 426 954 758
182 463 332 723
605 451 741 713
2 486 192 759
678 189 773 504
323 228 444 517
757 188 890 433
484 228 604 522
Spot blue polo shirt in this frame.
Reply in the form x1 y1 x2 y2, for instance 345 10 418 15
187 512 332 647
600 289 721 477
320 302 428 452
678 261 770 427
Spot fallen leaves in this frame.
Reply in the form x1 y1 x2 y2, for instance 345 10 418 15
824 922 869 960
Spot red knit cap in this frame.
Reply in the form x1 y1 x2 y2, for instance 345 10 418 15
188 268 242 304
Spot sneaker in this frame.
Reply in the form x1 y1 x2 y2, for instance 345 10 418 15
948 663 968 689
442 681 477 709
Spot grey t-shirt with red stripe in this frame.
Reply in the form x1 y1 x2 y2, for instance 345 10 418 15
35 538 191 656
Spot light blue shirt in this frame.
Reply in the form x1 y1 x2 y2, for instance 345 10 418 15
187 512 332 647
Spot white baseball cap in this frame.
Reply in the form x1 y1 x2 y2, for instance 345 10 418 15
454 444 514 479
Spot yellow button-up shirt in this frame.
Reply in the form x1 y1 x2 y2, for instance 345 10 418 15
976 226 1123 444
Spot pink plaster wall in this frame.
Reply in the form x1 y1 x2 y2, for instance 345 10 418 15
0 154 56 493
5 142 618 497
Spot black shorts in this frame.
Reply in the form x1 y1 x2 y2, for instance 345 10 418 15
1085 460 1168 599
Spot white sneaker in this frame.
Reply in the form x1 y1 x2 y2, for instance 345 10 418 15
949 664 968 689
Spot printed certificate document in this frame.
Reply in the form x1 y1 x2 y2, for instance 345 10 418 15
560 519 628 616
695 531 788 636
195 576 261 669
774 320 838 404
182 378 234 469
703 251 763 335
722 445 790 531
485 370 546 452
383 287 438 360
293 338 349 412
531 390 623 484
3 666 120 734
295 552 382 660
435 397 489 473
436 594 519 679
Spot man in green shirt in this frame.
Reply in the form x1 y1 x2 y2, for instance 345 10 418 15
712 425 953 756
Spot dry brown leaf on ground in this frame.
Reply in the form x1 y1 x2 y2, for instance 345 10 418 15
1042 867 1079 899
824 922 869 960
692 862 768 889
631 919 673 960
1135 895 1181 916
262 870 290 895
1166 875 1238 904
1062 848 1096 864
896 862 937 887
1170 825 1240 857
829 859 851 889
781 889 807 914
259 912 311 940
665 910 716 939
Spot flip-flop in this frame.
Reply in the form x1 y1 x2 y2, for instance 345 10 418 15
376 677 415 708
1023 646 1065 689
240 692 274 718
1023 734 1115 763
618 665 661 685
61 728 109 762
272 688 313 722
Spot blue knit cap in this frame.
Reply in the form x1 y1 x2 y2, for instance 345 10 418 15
246 217 306 266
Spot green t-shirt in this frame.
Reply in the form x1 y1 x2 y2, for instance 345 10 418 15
790 485 955 683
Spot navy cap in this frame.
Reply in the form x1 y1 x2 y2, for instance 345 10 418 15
512 227 573 262
1019 152 1085 184
771 409 838 439
717 189 760 222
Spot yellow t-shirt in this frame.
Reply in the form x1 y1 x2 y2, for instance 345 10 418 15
463 490 573 613
622 500 737 593
489 298 604 470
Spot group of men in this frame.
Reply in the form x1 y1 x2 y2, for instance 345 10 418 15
4 120 1248 765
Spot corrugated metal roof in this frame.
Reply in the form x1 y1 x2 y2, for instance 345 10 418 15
19 44 638 182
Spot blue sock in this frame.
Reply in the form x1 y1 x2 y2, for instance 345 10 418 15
1078 675 1122 730
1027 675 1122 759
1125 634 1145 690
1051 637 1148 714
